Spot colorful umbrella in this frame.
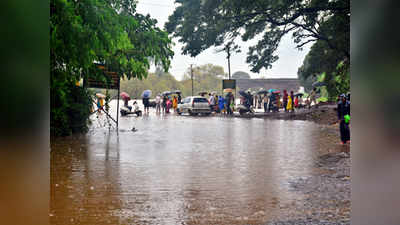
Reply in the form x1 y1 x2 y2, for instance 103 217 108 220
223 88 233 93
120 92 130 100
96 93 106 99
268 89 278 93
142 90 152 98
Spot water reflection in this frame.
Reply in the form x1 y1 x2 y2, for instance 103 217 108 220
51 104 327 224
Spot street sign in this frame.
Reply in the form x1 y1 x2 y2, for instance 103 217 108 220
85 64 120 89
222 79 236 89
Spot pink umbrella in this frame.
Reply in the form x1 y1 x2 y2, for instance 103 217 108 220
120 92 130 100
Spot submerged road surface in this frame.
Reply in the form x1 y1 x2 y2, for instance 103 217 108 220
51 103 331 225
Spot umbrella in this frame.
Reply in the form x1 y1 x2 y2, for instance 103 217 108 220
223 88 233 93
272 90 280 94
258 90 268 95
198 91 208 96
142 90 152 98
120 92 130 100
239 90 251 98
173 90 181 94
294 93 304 97
96 93 106 99
312 81 326 87
162 91 172 96
268 89 278 93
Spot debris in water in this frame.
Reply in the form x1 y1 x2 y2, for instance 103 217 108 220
131 127 138 132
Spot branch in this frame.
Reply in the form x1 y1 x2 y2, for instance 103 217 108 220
296 39 317 48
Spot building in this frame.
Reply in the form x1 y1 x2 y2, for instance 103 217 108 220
235 78 302 92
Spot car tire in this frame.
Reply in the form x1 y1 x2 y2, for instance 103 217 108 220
239 109 245 116
188 109 193 116
177 109 182 115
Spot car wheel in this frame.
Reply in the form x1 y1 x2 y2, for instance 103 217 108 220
239 109 245 115
177 109 182 115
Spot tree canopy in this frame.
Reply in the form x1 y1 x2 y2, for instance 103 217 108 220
50 0 174 136
166 0 349 73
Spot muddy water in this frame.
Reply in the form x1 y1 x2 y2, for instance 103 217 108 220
51 101 330 225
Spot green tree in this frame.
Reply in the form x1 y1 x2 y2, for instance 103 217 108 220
166 0 349 72
51 0 173 136
181 64 226 96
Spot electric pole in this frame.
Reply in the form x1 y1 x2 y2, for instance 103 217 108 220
227 44 231 80
190 64 194 96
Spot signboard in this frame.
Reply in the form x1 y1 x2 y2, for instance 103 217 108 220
222 79 236 89
85 64 120 89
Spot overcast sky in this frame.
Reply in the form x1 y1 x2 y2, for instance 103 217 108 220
136 0 311 80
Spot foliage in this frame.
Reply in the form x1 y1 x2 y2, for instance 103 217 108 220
297 13 349 96
166 0 349 72
51 0 173 136
181 64 226 96
232 71 250 79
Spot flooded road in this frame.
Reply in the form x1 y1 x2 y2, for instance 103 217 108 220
51 101 332 225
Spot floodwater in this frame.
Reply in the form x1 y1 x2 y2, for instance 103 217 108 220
51 100 331 225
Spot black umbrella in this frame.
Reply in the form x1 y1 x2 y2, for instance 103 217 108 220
257 90 269 95
173 90 181 94
198 91 208 96
239 90 251 98
162 91 172 96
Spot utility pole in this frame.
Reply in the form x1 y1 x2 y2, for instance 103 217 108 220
226 44 231 80
190 64 194 96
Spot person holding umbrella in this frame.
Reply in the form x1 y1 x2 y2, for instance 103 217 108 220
142 90 152 114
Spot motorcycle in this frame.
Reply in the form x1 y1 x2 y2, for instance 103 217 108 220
237 90 255 115
120 102 142 116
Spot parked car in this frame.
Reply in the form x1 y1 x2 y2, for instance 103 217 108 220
177 96 211 116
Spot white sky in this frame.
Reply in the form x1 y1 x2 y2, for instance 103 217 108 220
136 0 311 80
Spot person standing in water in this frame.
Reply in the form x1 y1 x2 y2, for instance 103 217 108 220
282 90 288 112
172 96 178 112
155 94 161 114
337 94 350 144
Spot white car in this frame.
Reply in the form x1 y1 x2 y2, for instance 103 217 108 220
177 96 211 116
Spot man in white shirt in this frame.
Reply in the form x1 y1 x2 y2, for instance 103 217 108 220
155 95 161 113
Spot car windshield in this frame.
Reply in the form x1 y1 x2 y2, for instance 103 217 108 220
193 98 208 103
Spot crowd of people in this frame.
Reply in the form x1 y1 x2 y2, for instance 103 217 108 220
240 88 319 113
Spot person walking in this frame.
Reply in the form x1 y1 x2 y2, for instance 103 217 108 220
142 96 150 114
276 93 281 112
263 94 269 113
155 94 161 113
282 90 288 112
172 96 178 112
287 94 293 112
337 94 350 144
209 94 216 112
177 93 182 104
218 95 225 114
290 91 295 112
226 92 233 115
309 88 317 109
162 95 167 114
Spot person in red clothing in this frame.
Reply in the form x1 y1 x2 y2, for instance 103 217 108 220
282 90 288 112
